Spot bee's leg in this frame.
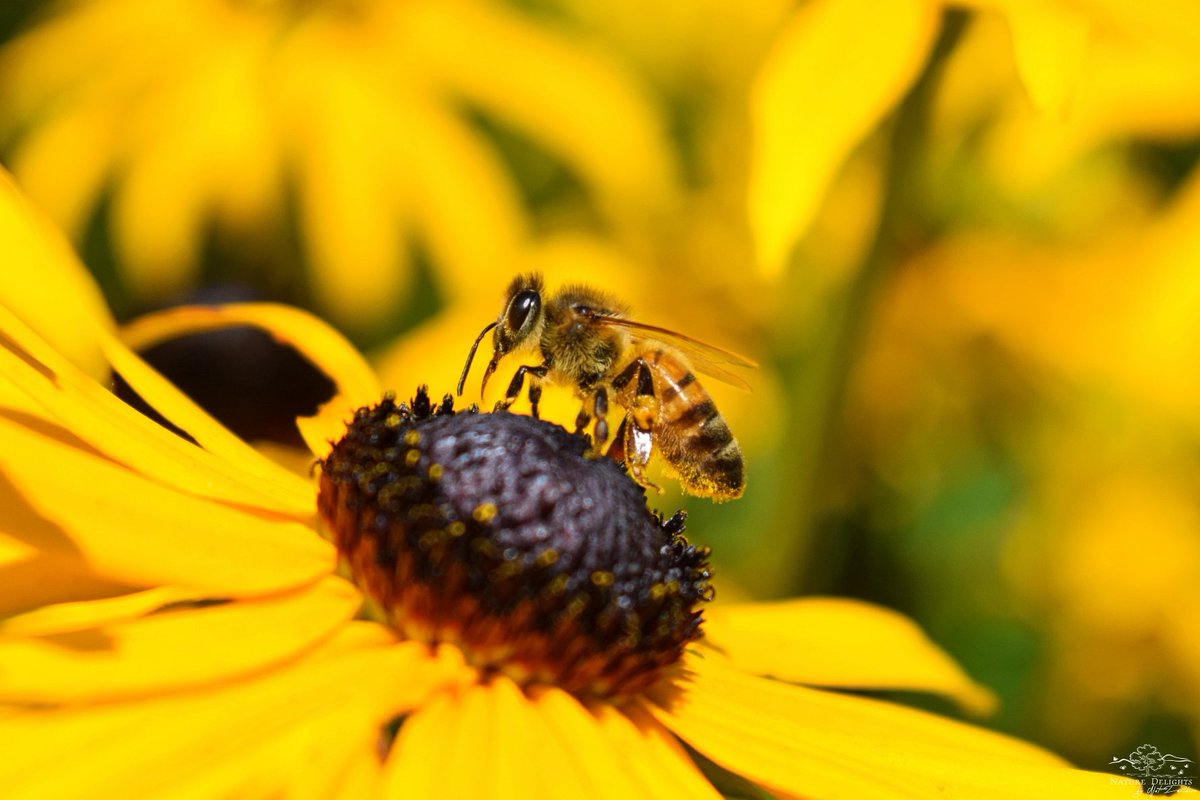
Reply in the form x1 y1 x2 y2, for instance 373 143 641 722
621 412 660 494
626 359 659 432
608 360 660 493
573 388 610 442
574 391 593 436
606 417 627 462
610 359 641 393
495 364 548 413
528 382 543 419
592 387 609 446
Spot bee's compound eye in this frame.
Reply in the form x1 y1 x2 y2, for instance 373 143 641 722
505 290 541 334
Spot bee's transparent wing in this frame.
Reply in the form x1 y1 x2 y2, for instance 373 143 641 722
589 314 756 391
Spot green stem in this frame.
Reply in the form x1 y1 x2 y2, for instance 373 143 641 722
734 10 969 597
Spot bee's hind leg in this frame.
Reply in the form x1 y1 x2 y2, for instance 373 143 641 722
605 409 660 495
612 359 661 492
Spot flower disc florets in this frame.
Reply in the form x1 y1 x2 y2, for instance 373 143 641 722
318 387 713 698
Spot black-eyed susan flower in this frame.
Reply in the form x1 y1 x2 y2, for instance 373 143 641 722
0 0 678 329
0 172 1144 797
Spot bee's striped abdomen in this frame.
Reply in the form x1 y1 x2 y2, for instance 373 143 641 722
645 350 744 501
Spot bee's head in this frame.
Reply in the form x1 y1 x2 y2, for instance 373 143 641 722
456 274 545 398
493 273 545 355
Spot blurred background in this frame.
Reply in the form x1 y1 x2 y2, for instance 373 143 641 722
2 0 1198 778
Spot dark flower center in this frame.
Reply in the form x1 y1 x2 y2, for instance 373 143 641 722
317 388 713 698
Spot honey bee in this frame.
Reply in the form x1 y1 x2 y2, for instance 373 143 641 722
456 273 755 501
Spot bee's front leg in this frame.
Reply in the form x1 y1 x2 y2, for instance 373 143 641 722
496 364 548 415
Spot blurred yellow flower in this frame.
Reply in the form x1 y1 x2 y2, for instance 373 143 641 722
0 170 113 380
936 3 1200 196
848 138 1200 760
0 170 1136 797
748 0 1200 276
0 0 678 329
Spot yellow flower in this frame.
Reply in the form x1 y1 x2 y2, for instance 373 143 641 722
748 0 1200 276
0 0 677 329
0 171 1138 797
845 137 1200 760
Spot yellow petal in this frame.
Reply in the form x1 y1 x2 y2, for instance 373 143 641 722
0 0 172 120
0 550 134 622
703 598 997 714
0 575 359 705
592 702 722 800
0 410 333 595
381 687 458 798
118 303 380 458
651 651 1135 799
110 127 207 301
0 632 463 799
97 328 316 502
384 678 558 800
400 100 528 300
1 585 207 637
8 99 118 239
481 677 542 800
276 24 410 329
321 743 386 800
748 0 938 276
182 28 279 229
0 169 114 380
999 0 1090 114
528 686 647 799
0 304 312 516
386 678 662 799
404 1 678 225
0 529 35 569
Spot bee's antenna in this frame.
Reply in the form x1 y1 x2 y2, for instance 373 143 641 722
456 321 498 396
